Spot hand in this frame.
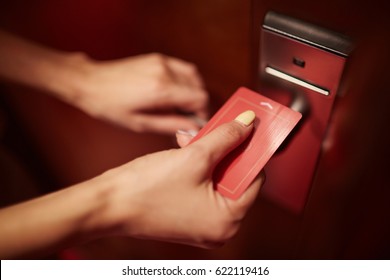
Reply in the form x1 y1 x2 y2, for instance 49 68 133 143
0 32 208 134
100 110 265 248
75 53 209 134
0 111 263 258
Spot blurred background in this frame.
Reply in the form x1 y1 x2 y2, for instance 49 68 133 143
0 0 389 259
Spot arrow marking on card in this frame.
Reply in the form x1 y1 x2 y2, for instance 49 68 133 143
260 102 273 110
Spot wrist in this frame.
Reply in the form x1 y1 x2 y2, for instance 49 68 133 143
45 51 96 107
0 171 126 258
79 167 139 239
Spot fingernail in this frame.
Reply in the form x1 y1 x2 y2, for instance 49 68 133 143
176 129 198 137
234 110 256 126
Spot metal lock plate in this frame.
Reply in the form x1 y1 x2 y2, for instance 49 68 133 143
258 11 352 213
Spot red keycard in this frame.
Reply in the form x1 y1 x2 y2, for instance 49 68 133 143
190 87 302 199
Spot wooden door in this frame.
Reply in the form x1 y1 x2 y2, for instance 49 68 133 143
0 0 389 259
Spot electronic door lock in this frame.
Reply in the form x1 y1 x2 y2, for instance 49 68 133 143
258 11 353 213
260 11 353 99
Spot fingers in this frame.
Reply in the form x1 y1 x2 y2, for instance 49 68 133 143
165 56 205 88
176 129 198 147
164 83 209 120
163 55 209 120
231 170 266 213
189 110 256 168
130 114 203 134
215 170 265 228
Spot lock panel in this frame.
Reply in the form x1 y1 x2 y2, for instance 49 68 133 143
258 11 352 213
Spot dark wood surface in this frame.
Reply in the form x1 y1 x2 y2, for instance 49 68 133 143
1 0 389 259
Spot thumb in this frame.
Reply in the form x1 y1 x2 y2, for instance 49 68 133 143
190 110 256 167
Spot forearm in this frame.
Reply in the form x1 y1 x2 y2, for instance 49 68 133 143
0 30 92 104
0 175 116 259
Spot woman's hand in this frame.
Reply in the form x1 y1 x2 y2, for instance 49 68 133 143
0 31 263 258
100 110 264 248
74 53 209 134
0 111 264 258
0 31 208 134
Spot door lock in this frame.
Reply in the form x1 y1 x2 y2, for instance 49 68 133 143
258 11 353 213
